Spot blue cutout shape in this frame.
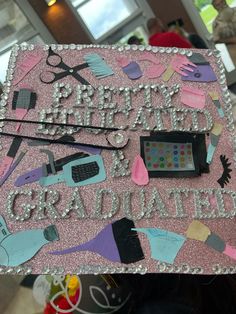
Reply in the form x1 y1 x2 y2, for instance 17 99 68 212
0 216 11 242
84 53 114 78
132 228 186 264
206 143 216 164
40 155 106 187
0 215 59 267
218 107 224 118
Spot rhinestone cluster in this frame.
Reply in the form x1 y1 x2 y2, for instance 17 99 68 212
5 187 236 221
210 49 234 132
212 264 236 274
0 265 32 275
53 82 73 108
0 45 19 149
111 150 130 177
93 189 120 219
1 44 235 276
74 264 147 275
156 262 203 274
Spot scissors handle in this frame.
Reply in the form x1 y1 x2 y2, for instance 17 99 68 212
46 48 63 67
40 69 90 85
43 48 91 85
40 70 69 84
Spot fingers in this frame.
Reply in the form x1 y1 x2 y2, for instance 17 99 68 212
181 65 195 72
186 60 197 68
175 68 188 76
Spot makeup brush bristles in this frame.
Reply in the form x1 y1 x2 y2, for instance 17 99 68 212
84 53 114 78
112 218 144 264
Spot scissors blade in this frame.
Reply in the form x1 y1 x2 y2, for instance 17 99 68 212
71 70 91 85
73 62 89 71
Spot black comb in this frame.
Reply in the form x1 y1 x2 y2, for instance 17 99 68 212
71 161 99 183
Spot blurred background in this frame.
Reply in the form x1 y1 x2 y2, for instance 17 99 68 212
0 0 236 88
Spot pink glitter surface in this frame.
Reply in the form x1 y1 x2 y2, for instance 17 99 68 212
0 46 235 274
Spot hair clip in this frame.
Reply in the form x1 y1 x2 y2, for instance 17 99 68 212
181 86 206 109
217 155 232 188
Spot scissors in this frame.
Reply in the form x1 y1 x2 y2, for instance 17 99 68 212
40 47 90 85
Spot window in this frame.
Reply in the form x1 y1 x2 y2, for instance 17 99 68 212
70 0 140 40
194 0 236 33
0 0 44 83
193 0 236 72
0 50 11 84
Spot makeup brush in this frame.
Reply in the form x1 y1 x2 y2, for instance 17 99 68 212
49 218 144 264
84 53 114 78
186 220 236 261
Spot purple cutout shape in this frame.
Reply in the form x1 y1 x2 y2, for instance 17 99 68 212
122 61 142 80
49 223 121 263
182 65 217 82
15 167 43 187
0 151 26 186
74 144 101 155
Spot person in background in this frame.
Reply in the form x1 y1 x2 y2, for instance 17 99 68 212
147 17 192 48
127 35 142 45
168 18 208 49
212 0 236 63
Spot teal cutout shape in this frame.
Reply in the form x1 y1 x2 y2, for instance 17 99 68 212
40 155 106 187
132 228 186 264
0 215 59 267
